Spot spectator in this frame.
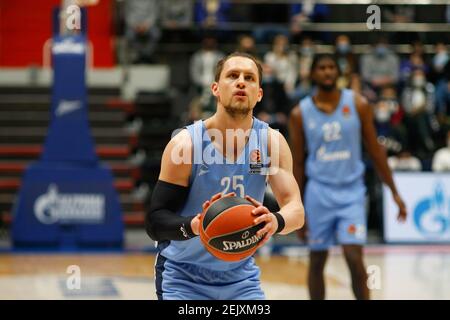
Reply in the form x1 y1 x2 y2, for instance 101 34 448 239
289 37 315 104
289 0 330 43
374 86 406 155
256 34 296 135
194 0 232 41
430 43 449 81
125 0 161 64
360 37 399 100
435 60 450 122
160 0 194 42
189 36 225 120
401 69 436 159
236 34 258 58
334 34 360 92
264 34 298 97
161 0 193 28
432 128 450 171
400 45 429 86
432 44 450 122
388 150 423 171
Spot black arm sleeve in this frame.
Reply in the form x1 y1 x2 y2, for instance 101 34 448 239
145 180 197 241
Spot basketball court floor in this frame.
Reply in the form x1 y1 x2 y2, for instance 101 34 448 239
1 232 449 300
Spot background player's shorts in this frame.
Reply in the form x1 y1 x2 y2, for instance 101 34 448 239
155 254 265 300
304 179 367 251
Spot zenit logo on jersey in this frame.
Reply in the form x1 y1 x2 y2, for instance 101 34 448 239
342 105 351 118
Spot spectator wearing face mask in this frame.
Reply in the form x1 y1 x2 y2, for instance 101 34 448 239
374 86 405 155
432 128 450 172
399 43 429 87
388 150 423 172
401 69 437 159
431 43 449 79
334 34 360 92
431 43 450 122
360 37 399 101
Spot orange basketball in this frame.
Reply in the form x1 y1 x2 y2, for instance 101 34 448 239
199 196 265 262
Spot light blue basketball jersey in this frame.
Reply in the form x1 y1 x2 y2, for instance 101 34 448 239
299 89 365 204
159 117 269 271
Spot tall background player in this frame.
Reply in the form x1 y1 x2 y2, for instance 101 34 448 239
289 54 407 300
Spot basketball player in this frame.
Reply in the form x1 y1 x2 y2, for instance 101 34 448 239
146 52 305 300
288 54 407 300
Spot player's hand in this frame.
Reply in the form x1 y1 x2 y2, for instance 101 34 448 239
201 192 236 213
393 193 407 222
245 195 277 248
190 214 201 236
194 192 236 236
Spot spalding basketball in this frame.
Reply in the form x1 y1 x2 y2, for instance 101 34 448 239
199 196 265 262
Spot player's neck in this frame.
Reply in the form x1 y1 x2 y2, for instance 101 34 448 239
208 109 253 132
315 87 340 103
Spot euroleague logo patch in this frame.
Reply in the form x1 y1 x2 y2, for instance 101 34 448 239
249 149 262 174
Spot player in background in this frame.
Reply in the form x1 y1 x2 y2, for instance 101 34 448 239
289 54 407 300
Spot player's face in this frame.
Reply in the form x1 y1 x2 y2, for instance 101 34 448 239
312 58 339 91
212 57 263 116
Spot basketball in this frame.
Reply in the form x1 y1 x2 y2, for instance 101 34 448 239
199 196 266 262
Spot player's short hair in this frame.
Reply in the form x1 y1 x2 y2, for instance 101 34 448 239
214 52 263 86
311 53 340 75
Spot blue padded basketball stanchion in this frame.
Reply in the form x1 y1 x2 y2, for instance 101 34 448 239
12 7 123 249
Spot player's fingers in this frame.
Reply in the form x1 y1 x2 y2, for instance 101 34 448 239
202 200 210 211
256 223 272 238
251 206 270 217
245 195 262 207
223 192 236 198
210 192 222 202
253 211 271 224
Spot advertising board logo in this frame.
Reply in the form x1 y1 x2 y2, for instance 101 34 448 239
34 184 105 224
413 183 449 237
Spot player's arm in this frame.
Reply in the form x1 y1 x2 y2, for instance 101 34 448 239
288 105 306 197
267 129 305 234
355 93 407 221
246 128 305 246
145 129 201 241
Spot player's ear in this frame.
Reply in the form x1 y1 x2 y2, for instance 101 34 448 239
257 87 263 102
211 82 219 97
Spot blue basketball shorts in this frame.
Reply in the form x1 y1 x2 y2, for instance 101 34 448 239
154 254 265 300
304 179 367 251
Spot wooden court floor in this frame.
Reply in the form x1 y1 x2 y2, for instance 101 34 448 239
1 246 450 300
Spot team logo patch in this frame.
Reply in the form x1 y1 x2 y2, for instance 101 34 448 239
348 224 356 234
347 224 366 239
342 105 351 118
